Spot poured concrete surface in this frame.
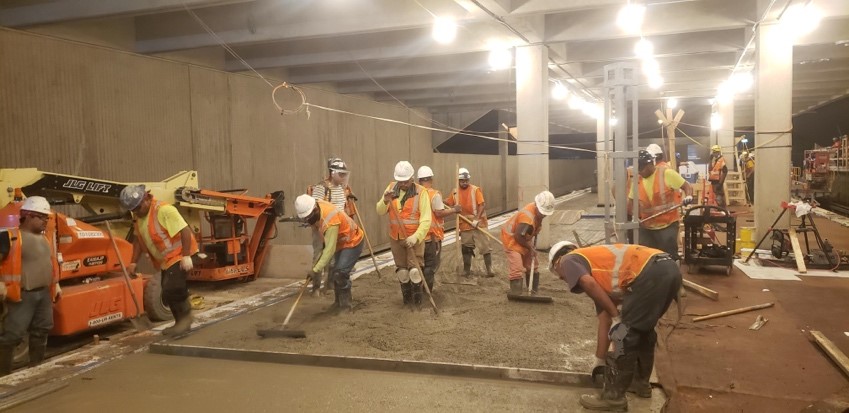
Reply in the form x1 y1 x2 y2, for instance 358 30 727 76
6 353 664 412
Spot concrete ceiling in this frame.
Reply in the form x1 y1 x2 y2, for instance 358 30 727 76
3 0 849 134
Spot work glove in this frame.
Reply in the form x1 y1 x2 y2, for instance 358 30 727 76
0 282 6 301
471 219 480 228
180 256 194 272
682 195 694 206
452 205 462 213
403 235 418 248
53 283 62 302
608 316 628 345
347 193 358 202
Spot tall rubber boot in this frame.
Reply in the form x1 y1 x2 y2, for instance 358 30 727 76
530 272 540 295
337 288 353 313
509 279 523 294
580 353 635 411
462 248 473 277
28 335 48 367
400 282 413 306
628 333 656 398
412 282 423 310
0 345 14 377
162 302 183 336
165 300 194 336
483 254 494 277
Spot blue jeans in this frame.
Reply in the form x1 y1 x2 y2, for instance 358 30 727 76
330 240 364 291
0 288 53 348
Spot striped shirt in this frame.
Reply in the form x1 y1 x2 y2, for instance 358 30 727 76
312 184 347 211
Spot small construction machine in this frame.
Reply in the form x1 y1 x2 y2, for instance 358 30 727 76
0 168 284 337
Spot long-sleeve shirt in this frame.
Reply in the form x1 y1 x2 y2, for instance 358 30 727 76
312 226 338 273
376 184 432 242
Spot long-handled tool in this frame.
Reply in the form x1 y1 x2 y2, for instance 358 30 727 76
104 221 153 331
256 275 311 338
454 162 462 273
639 203 683 224
457 214 503 245
507 236 553 303
407 245 438 314
350 200 382 280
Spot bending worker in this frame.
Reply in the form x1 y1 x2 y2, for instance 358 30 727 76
708 145 728 208
376 161 432 308
295 194 364 312
548 241 682 411
417 166 460 292
0 197 62 376
444 167 493 277
500 191 555 294
121 185 198 336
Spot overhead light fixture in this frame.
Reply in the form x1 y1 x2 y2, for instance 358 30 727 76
617 3 646 35
582 101 602 119
715 81 734 105
488 47 513 70
648 74 664 90
741 138 749 143
780 2 823 39
634 38 654 59
610 117 619 126
657 119 664 124
729 71 753 93
551 82 569 100
667 97 678 109
432 17 457 44
710 112 722 131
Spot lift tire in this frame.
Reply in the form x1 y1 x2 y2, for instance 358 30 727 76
143 272 173 321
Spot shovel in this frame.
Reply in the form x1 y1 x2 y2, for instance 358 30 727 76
256 275 310 339
104 221 153 331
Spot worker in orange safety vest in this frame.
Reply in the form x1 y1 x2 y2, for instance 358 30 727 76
708 145 728 208
416 166 460 292
0 196 61 376
444 167 493 277
500 191 555 295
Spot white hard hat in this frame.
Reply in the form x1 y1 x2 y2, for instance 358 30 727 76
295 194 317 218
646 143 663 157
458 167 471 180
20 196 51 215
417 166 434 179
394 161 415 181
119 184 146 210
534 191 556 216
549 240 577 264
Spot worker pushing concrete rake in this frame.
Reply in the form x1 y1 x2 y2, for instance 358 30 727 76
256 274 312 339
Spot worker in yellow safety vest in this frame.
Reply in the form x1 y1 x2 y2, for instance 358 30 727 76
549 242 681 411
444 167 493 277
500 191 555 294
376 161 432 308
708 145 728 208
416 166 460 292
0 197 61 376
740 151 755 204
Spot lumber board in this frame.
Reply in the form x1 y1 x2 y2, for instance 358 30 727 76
693 302 773 322
788 227 807 273
682 279 719 301
810 331 849 378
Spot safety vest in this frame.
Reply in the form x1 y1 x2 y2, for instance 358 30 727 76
569 244 661 295
134 200 199 270
316 200 363 250
637 166 681 230
307 180 355 217
424 188 445 241
501 203 539 254
386 182 424 240
450 185 487 231
709 156 726 182
0 228 59 303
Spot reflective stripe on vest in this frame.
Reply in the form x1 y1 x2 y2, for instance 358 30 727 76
501 204 537 253
571 244 659 294
137 200 198 269
387 182 422 239
425 188 445 240
454 186 479 216
318 201 361 248
638 166 679 228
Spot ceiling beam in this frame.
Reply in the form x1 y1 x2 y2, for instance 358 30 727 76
284 53 494 84
337 72 514 94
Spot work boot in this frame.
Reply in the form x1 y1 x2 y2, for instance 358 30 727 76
578 394 627 412
0 345 14 377
483 253 494 277
627 380 652 398
337 288 353 313
509 279 523 295
27 335 48 367
412 282 423 309
400 282 413 306
530 272 541 295
462 250 473 277
164 300 193 336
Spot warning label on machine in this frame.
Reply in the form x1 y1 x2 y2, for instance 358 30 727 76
88 312 123 328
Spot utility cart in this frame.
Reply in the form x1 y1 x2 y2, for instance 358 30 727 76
683 205 736 275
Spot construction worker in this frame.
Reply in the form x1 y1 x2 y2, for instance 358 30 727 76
708 145 728 208
308 158 357 296
0 197 61 376
417 166 460 291
740 151 755 204
121 185 199 336
376 161 432 307
500 191 555 294
548 241 682 411
645 143 667 167
444 167 493 277
295 194 364 312
628 150 694 260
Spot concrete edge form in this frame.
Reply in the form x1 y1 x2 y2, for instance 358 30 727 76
149 342 594 387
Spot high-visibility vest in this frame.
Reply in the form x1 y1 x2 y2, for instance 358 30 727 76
569 244 662 295
0 228 59 303
501 203 539 254
316 200 363 250
637 166 680 229
709 156 726 182
385 182 424 240
449 185 487 231
134 200 199 269
307 180 355 217
424 188 445 241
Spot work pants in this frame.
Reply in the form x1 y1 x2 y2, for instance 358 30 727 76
423 239 442 290
329 240 364 291
504 249 536 281
710 181 726 208
389 238 424 270
0 288 53 349
459 229 491 255
638 221 680 261
161 259 192 309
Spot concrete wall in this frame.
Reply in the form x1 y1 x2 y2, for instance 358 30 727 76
550 159 596 196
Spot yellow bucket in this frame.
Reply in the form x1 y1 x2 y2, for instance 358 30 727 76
735 238 742 254
740 227 755 243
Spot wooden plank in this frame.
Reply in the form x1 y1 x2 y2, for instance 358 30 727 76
693 302 774 322
788 227 807 274
682 279 719 301
810 331 849 378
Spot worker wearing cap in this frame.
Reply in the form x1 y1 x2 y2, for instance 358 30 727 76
376 161 432 307
500 191 555 295
708 145 728 208
628 150 694 260
295 194 364 312
0 197 61 376
645 143 667 168
417 166 460 292
548 241 682 411
740 151 755 204
120 185 198 336
444 168 493 277
307 158 357 296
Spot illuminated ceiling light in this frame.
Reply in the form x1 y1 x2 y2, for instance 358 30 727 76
551 82 569 100
648 74 664 90
634 38 654 59
658 119 664 124
710 112 722 131
616 3 646 35
741 138 749 143
716 81 734 105
641 58 660 76
729 71 753 93
488 47 513 70
667 97 678 109
780 2 823 38
432 17 458 44
610 117 619 126
582 101 602 119
568 95 585 110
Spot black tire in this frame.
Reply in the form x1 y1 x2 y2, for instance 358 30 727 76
143 272 173 321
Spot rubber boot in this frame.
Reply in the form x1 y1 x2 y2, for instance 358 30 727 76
162 302 183 336
628 334 656 398
462 250 473 277
0 345 14 377
579 353 635 411
412 282 423 310
28 335 48 367
483 253 494 277
337 288 353 313
165 300 194 336
400 282 413 306
509 279 523 294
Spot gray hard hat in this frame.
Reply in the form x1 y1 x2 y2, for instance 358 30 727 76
120 184 147 210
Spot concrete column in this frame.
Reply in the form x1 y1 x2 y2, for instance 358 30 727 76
716 100 735 156
596 112 608 206
515 45 550 248
754 21 793 236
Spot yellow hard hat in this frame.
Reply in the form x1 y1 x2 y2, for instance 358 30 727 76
711 145 721 152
